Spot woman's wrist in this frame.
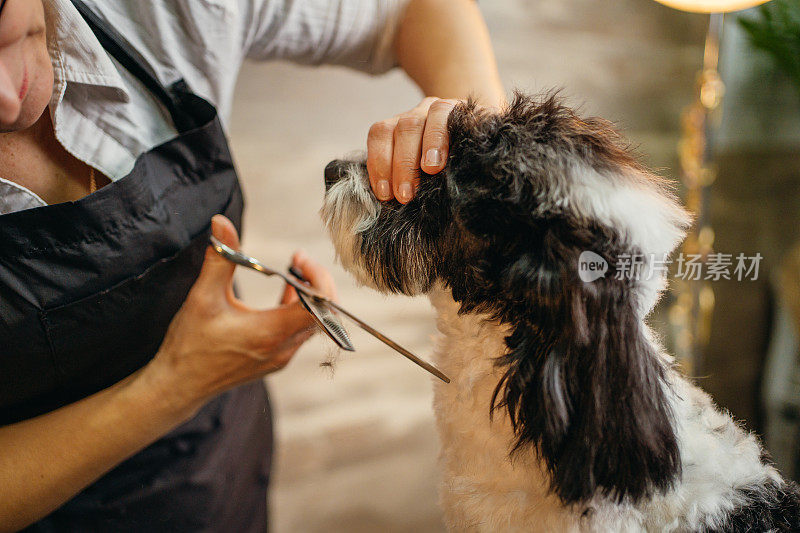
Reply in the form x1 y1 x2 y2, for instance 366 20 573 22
124 357 204 429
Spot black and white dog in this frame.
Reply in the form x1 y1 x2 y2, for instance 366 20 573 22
321 94 800 531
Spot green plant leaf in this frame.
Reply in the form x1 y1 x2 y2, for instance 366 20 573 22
738 0 800 99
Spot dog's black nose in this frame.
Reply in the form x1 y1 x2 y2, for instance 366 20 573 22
324 160 346 192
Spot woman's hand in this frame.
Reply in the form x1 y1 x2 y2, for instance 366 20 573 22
367 96 459 204
141 214 336 414
373 0 506 203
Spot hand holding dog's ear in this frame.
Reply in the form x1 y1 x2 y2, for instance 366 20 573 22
366 97 458 204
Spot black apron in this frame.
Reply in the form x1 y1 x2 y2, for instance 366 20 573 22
0 2 271 531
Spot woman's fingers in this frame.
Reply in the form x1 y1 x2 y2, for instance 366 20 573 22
279 283 298 305
366 118 398 201
420 99 457 175
264 301 316 343
267 251 339 359
392 113 426 204
291 250 337 301
231 301 315 370
193 215 239 298
367 97 457 204
278 250 319 305
391 97 437 204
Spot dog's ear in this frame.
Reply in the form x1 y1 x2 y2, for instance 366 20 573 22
491 218 680 505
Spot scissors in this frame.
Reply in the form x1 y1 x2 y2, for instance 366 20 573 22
209 236 450 383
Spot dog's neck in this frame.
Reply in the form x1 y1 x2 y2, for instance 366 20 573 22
427 286 583 531
426 286 782 532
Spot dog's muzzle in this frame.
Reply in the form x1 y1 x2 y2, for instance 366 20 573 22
324 160 348 192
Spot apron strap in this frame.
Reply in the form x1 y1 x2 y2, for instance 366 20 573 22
69 0 196 132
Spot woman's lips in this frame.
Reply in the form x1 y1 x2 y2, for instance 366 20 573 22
18 65 29 100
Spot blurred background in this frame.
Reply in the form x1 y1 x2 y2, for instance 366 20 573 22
226 1 800 531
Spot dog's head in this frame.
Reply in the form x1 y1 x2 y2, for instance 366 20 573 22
322 93 691 505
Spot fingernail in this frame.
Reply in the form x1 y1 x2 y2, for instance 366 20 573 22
424 148 442 167
398 182 413 203
377 179 391 199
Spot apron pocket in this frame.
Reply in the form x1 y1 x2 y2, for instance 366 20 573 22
39 231 209 408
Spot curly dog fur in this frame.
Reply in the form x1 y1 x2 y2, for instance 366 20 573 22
321 93 800 532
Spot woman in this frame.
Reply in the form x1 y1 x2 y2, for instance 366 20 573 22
0 0 504 530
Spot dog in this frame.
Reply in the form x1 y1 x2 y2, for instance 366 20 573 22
320 93 800 531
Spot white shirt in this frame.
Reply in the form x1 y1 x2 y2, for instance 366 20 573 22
0 0 407 215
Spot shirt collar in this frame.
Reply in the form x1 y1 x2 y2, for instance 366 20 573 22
44 0 130 103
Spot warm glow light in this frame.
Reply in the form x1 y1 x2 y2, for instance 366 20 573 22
652 0 770 13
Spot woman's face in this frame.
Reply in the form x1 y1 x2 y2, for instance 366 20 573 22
0 0 52 132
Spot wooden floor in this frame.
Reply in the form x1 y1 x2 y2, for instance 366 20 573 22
226 2 705 531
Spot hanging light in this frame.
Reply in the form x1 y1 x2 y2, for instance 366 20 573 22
652 0 769 13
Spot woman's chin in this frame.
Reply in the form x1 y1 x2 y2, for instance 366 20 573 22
1 102 45 132
2 72 53 132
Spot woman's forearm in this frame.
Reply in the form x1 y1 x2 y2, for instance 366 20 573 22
394 0 505 105
0 367 196 532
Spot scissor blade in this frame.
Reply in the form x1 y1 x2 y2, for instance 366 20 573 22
325 300 451 384
287 266 449 383
295 289 355 351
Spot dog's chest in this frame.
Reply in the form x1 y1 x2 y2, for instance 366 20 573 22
428 291 581 531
